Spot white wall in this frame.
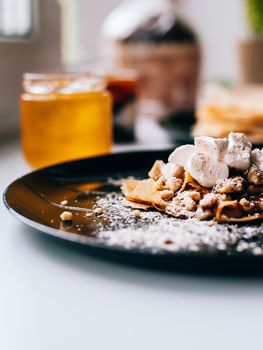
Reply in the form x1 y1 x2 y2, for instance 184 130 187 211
75 0 120 64
74 0 246 82
179 0 246 81
0 0 62 138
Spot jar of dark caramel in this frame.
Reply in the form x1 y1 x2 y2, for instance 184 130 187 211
102 0 201 123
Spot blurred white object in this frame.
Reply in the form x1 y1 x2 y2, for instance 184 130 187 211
102 0 177 40
0 0 32 37
193 83 263 143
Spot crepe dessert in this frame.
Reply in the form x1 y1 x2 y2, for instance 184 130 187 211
193 84 263 144
122 133 263 223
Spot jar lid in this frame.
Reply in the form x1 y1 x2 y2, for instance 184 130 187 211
102 0 196 43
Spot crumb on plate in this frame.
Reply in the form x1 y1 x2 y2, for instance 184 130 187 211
60 211 73 221
132 209 141 218
93 207 103 215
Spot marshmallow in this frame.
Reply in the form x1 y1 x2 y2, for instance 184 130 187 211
223 132 252 171
194 136 228 161
167 132 254 187
161 163 183 180
168 144 196 168
251 148 263 172
188 152 229 187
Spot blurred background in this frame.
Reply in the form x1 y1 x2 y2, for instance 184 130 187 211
1 0 263 166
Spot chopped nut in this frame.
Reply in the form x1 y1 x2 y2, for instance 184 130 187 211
160 190 174 201
164 238 173 245
93 207 103 215
177 191 201 202
239 198 252 212
216 193 229 201
196 207 213 220
60 211 73 221
155 176 168 191
166 200 195 219
165 177 183 192
60 200 68 206
239 198 255 211
161 163 184 179
148 160 165 181
182 196 197 211
256 199 263 211
246 164 263 185
200 193 218 209
174 191 199 211
187 191 202 202
215 176 246 194
132 209 141 218
169 191 199 215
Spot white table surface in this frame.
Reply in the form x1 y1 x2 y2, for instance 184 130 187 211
1 140 263 350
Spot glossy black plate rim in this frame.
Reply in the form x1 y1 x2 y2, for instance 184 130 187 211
2 149 174 257
3 149 263 272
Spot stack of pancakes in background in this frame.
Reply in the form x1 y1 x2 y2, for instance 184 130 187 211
193 84 263 144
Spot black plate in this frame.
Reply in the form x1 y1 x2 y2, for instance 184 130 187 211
3 150 263 273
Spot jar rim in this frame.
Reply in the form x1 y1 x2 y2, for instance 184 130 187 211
23 71 102 81
23 68 139 83
22 71 107 94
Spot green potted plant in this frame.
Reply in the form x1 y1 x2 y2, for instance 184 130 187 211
239 0 263 82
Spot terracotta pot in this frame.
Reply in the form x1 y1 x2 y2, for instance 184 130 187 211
238 38 263 83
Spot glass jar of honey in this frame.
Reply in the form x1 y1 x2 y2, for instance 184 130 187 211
20 73 112 168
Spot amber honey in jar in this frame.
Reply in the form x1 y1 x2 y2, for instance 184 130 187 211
20 73 112 168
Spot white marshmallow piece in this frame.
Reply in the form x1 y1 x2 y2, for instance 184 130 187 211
194 136 228 161
223 132 252 171
161 163 183 180
251 148 263 172
187 152 229 188
168 144 195 168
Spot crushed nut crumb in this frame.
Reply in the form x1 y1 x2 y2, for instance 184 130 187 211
182 196 197 211
164 239 173 245
246 165 263 185
196 207 214 220
60 211 73 221
165 177 183 192
155 176 168 191
132 209 141 218
93 207 103 215
239 198 251 212
215 176 246 194
200 193 218 209
160 190 174 201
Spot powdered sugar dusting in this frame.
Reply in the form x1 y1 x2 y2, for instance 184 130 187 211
94 192 263 255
